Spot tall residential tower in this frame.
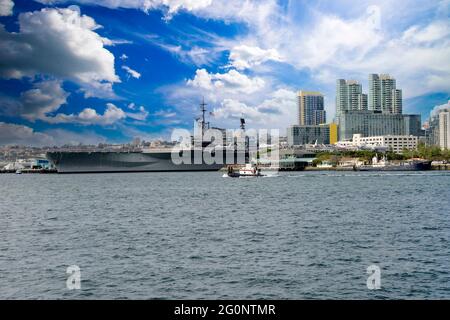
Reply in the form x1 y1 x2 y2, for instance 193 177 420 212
336 79 367 116
392 89 403 114
369 74 402 114
439 110 450 150
369 74 381 111
298 91 326 125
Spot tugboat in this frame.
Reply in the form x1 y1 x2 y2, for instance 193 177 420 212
225 164 264 178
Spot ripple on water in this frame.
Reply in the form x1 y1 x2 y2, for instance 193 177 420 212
0 171 449 299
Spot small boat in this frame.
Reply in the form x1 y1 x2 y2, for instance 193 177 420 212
15 170 22 174
225 164 264 178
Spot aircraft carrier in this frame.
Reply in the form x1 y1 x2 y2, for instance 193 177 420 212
46 101 248 173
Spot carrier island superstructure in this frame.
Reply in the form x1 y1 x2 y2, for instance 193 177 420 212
46 101 249 173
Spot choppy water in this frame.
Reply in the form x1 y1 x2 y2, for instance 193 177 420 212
0 171 449 299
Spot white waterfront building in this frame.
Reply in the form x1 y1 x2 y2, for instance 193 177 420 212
351 134 418 153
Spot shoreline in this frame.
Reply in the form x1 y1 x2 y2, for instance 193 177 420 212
2 166 448 174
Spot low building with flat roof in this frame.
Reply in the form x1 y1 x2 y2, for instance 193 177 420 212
352 134 418 154
338 110 421 141
287 123 338 146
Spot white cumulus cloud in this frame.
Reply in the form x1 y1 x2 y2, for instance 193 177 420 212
49 103 127 125
228 45 283 70
0 122 108 146
34 0 281 29
19 80 69 121
1 80 148 126
35 0 213 17
213 99 263 122
211 89 297 129
122 66 142 79
0 0 13 16
126 105 149 120
47 103 149 125
0 122 54 146
187 68 265 95
278 7 383 70
0 6 119 98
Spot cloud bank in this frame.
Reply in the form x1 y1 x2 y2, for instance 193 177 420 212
0 6 119 98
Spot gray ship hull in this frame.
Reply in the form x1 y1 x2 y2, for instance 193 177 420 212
46 150 244 173
356 161 432 171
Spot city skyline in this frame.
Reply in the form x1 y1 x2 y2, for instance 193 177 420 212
0 0 449 146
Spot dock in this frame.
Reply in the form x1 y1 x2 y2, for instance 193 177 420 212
0 169 58 174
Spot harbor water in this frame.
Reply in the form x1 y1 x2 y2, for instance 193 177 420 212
0 171 449 299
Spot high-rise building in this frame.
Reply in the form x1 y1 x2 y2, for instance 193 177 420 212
368 74 381 111
429 116 440 146
369 74 402 114
336 79 348 115
338 110 421 141
357 93 368 111
336 80 365 114
380 74 396 113
298 91 326 125
426 102 450 147
439 111 450 150
313 109 327 126
392 89 403 114
347 80 362 111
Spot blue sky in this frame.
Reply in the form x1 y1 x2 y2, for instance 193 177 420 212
0 0 449 146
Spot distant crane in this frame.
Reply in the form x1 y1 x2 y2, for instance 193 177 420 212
240 117 246 131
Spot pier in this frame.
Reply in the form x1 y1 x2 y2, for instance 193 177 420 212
0 169 58 174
